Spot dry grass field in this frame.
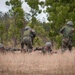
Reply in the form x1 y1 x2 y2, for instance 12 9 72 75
0 49 75 75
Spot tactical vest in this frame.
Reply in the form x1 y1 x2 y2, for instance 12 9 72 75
24 29 30 37
63 26 72 38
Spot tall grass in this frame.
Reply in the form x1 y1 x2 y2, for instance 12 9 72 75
0 50 75 75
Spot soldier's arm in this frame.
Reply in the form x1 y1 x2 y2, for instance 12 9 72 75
32 30 36 37
60 26 65 34
72 28 75 32
34 47 43 51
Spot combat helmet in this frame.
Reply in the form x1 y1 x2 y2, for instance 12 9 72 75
67 21 73 26
25 26 31 30
45 42 51 47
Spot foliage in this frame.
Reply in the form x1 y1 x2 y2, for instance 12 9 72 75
45 0 75 47
0 0 75 48
25 0 42 27
34 37 44 46
5 0 25 46
6 0 25 28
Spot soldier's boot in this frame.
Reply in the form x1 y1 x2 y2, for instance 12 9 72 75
68 40 73 52
68 45 72 52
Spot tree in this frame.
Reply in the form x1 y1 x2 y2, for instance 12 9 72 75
6 0 25 47
46 0 75 30
45 0 75 47
0 12 6 43
25 0 42 28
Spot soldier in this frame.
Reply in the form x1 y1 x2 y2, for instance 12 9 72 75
44 42 52 53
60 21 75 52
0 44 5 52
34 42 52 54
21 26 36 52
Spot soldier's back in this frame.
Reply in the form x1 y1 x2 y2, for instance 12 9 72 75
63 26 73 38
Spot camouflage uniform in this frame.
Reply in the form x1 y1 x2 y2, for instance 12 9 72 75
60 21 74 52
34 42 52 54
21 26 36 52
21 26 33 52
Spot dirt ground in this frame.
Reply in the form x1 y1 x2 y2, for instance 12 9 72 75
0 49 75 75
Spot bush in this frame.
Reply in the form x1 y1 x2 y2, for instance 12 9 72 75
33 36 44 46
55 35 62 49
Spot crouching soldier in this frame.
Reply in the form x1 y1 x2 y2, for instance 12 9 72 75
60 21 75 52
21 26 36 53
0 44 5 52
34 42 52 54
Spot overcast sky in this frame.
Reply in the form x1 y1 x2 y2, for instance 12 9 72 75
0 0 48 22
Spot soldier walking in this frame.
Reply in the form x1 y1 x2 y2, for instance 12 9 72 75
60 21 75 52
21 26 36 52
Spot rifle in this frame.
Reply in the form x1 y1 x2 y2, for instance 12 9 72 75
34 47 46 54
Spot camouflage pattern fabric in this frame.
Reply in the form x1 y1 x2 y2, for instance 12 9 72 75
21 28 33 52
60 26 73 38
21 36 33 52
60 25 74 52
61 37 73 52
34 45 52 54
30 29 36 44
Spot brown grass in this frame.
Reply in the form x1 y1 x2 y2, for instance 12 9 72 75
0 50 75 75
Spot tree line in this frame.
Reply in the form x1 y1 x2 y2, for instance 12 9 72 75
0 0 75 48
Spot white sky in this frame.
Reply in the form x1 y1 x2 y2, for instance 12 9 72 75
0 0 48 22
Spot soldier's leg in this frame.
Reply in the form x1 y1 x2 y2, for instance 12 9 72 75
21 42 24 49
31 38 34 45
21 37 28 52
68 40 73 52
27 39 33 52
21 41 24 52
61 41 67 52
68 45 72 51
23 38 29 52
